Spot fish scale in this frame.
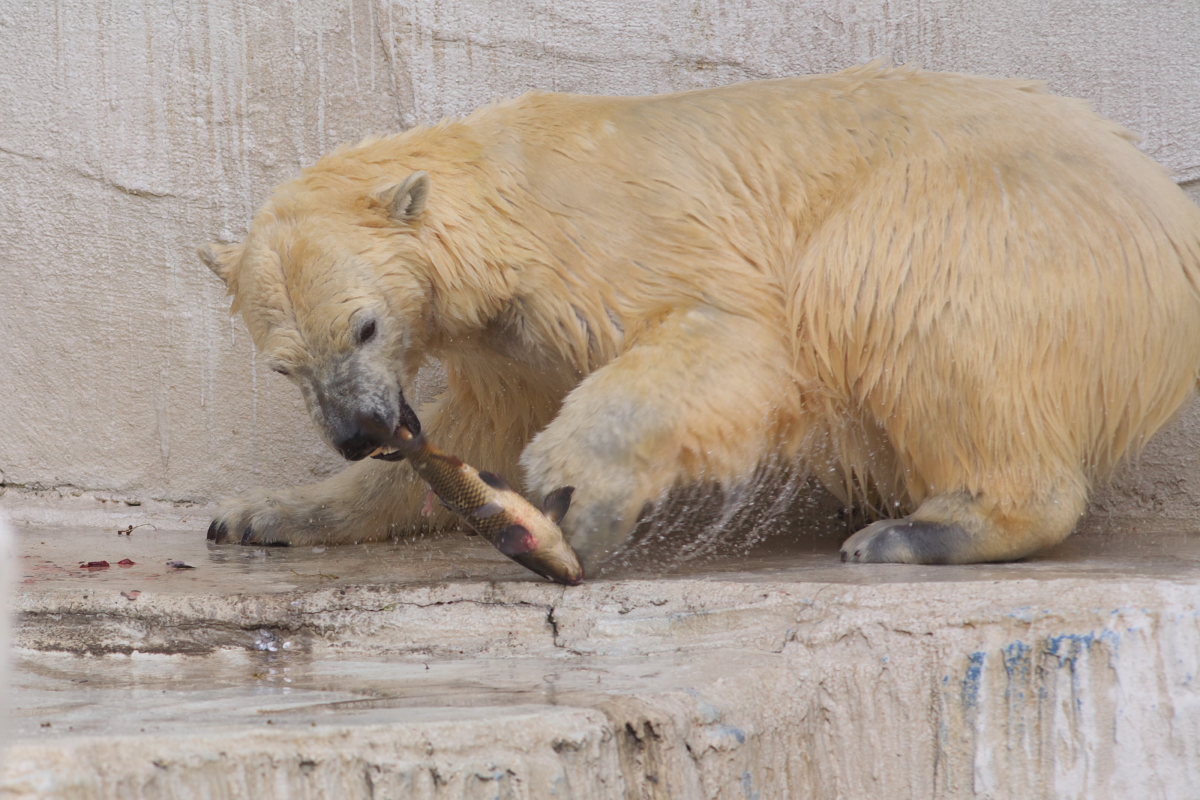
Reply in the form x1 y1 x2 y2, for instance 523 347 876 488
417 456 487 516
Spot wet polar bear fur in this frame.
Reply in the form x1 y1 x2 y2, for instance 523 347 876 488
201 64 1200 567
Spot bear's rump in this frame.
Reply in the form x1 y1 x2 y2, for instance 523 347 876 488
782 127 1200 504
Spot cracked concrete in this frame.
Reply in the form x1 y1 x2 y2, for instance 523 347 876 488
5 515 1200 798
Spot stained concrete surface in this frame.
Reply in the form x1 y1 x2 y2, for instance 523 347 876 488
4 513 1200 799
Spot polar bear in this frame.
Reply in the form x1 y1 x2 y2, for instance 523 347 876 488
200 64 1200 567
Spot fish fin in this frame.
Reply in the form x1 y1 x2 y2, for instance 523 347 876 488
541 486 575 524
471 501 505 519
495 524 537 556
478 470 510 490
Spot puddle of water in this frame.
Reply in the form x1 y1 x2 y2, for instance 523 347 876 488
14 513 1200 599
15 523 537 595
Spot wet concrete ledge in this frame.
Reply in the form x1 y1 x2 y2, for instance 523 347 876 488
4 514 1200 799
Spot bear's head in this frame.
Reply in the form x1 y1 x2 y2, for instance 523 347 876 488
200 170 435 461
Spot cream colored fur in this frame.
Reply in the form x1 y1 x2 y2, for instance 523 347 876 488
202 64 1200 566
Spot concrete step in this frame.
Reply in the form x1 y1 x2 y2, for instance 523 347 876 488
4 516 1199 798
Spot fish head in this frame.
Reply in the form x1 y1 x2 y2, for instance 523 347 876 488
504 529 585 586
494 487 584 585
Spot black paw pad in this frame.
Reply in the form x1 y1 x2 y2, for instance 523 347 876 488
841 519 964 565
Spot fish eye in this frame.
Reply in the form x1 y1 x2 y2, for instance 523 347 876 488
356 318 377 346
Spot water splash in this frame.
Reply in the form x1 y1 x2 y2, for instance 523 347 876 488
602 458 848 574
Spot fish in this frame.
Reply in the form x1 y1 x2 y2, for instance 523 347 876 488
372 428 585 585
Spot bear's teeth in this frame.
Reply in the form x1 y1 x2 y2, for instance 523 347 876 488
369 445 400 458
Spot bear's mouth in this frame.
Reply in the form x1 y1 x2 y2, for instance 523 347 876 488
397 393 422 437
371 439 409 461
370 396 422 461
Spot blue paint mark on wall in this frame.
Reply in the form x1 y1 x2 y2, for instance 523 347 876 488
719 725 747 745
741 770 761 800
684 688 723 724
1003 641 1032 703
1008 606 1037 622
1044 629 1122 711
1046 632 1095 668
1047 629 1120 668
962 651 986 710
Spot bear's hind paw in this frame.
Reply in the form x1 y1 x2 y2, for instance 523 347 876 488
840 518 968 565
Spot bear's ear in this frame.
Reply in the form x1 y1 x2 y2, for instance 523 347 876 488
197 242 243 286
380 171 430 223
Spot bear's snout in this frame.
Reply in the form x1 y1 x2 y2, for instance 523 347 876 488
326 392 421 461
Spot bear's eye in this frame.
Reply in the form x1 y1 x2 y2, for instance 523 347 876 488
356 319 377 345
271 365 291 377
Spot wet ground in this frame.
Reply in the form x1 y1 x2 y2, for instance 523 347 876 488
6 516 1200 798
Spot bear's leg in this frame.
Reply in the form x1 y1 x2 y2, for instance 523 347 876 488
206 455 425 546
521 308 792 569
839 480 1088 564
208 381 538 546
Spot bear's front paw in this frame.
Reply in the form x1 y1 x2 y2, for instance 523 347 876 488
205 489 350 547
206 490 293 546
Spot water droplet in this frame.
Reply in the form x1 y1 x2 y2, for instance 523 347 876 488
254 629 281 652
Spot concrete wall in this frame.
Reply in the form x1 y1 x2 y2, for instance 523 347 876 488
3 1 1200 516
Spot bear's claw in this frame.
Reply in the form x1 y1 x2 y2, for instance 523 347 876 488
204 489 357 547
